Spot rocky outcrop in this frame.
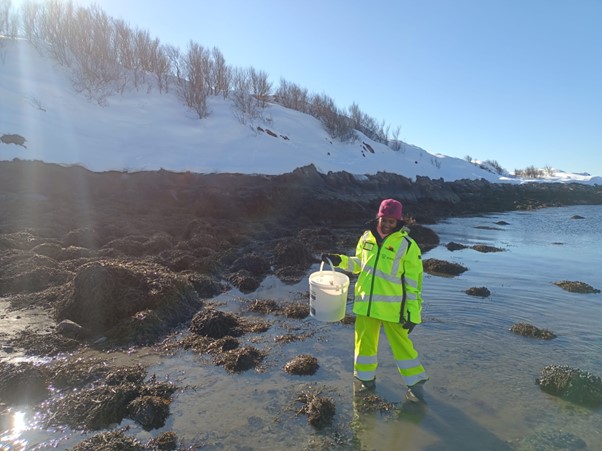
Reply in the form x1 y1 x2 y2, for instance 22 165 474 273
2 161 601 233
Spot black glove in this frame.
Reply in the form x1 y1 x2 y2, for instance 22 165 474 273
403 321 417 334
321 253 341 266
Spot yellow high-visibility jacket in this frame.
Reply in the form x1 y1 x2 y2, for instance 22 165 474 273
339 226 423 324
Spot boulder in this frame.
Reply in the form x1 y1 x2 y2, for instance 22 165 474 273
536 365 602 406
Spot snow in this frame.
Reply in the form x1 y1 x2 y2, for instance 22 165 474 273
1 37 600 186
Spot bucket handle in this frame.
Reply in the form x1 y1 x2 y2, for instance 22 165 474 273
320 258 336 274
320 258 337 287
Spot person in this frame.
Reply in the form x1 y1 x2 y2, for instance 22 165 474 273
322 198 428 403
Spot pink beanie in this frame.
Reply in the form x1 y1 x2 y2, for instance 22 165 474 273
377 199 403 220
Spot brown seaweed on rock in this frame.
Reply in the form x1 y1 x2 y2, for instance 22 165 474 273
42 365 177 431
247 298 282 314
282 301 310 319
466 287 491 297
214 346 265 373
423 258 468 276
189 308 241 338
8 328 80 357
127 395 172 431
536 365 602 406
55 259 202 345
71 428 145 450
353 393 396 414
283 354 319 375
148 431 179 450
553 280 601 294
0 362 49 405
471 244 504 253
408 224 440 253
510 322 556 340
446 242 468 251
295 388 336 429
227 269 261 293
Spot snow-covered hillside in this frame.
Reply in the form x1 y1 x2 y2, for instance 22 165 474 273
1 38 600 185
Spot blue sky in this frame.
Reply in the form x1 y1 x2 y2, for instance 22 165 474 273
16 0 602 176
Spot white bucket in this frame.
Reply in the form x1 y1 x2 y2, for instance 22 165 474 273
309 260 349 322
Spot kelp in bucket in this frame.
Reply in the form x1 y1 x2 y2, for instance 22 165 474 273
308 259 349 322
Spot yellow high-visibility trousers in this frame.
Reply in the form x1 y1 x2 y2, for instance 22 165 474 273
354 315 428 386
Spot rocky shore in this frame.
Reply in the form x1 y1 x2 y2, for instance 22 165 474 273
1 156 601 356
1 159 601 448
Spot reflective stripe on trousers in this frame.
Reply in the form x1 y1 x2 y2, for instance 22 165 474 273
354 315 428 385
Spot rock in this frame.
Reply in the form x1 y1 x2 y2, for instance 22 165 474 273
0 362 49 404
407 224 439 252
230 252 270 276
71 430 145 450
214 346 264 373
56 260 200 344
423 258 468 276
446 242 468 251
296 390 336 429
148 431 178 450
127 395 171 431
554 280 600 294
227 269 260 293
510 323 556 340
56 319 87 340
272 239 314 268
536 365 602 406
283 355 319 375
466 287 491 297
189 308 241 339
471 244 504 253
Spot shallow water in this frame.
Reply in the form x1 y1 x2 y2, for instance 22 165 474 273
1 205 601 450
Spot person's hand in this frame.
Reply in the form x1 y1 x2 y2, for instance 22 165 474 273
321 253 341 266
402 321 417 334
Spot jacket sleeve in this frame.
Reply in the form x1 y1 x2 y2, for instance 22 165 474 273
403 239 424 324
338 234 364 275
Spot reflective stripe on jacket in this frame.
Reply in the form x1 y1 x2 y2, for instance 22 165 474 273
339 227 423 324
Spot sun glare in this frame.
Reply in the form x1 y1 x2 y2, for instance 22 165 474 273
12 410 27 435
0 410 27 442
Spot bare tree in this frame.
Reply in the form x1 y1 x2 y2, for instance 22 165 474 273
149 41 170 93
179 41 211 118
380 119 390 144
113 19 134 69
310 93 353 140
38 0 76 66
485 159 505 175
248 67 271 106
164 44 183 83
389 125 401 151
68 5 122 102
275 78 309 113
21 1 43 48
0 0 10 35
127 28 152 88
0 0 19 37
231 67 262 123
348 102 362 130
211 46 231 98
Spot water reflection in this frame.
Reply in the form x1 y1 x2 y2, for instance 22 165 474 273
0 410 28 450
